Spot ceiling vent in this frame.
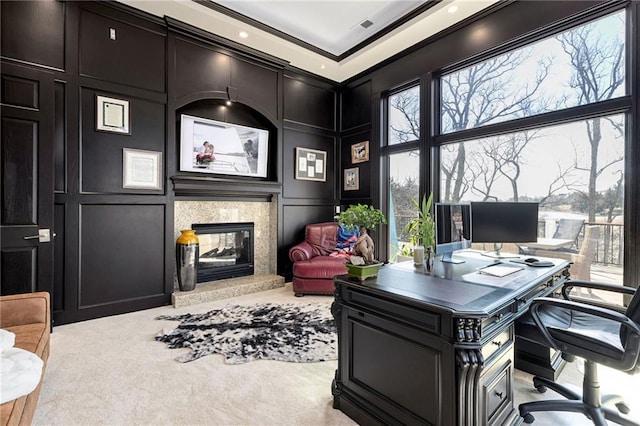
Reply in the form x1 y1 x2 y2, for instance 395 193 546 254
360 20 373 29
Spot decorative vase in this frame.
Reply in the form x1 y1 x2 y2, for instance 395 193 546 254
424 246 435 274
176 229 199 292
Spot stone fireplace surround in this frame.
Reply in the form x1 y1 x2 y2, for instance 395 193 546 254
173 200 283 306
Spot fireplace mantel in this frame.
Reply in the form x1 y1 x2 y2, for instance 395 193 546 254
172 175 282 201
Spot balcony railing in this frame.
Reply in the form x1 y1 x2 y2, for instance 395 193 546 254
391 214 624 266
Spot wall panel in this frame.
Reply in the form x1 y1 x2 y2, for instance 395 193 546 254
79 9 165 92
282 128 336 199
80 87 165 194
0 0 65 69
174 37 231 101
284 76 336 130
79 204 165 308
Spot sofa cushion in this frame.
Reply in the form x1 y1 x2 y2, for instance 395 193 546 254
293 256 347 279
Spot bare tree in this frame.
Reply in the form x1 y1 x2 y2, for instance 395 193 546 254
557 15 624 221
439 49 551 201
389 89 420 143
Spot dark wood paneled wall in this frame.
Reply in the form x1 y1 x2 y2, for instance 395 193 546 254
1 0 338 322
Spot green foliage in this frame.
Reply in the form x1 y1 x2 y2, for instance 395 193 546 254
403 193 435 248
335 204 387 231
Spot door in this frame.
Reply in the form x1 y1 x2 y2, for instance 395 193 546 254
1 62 55 296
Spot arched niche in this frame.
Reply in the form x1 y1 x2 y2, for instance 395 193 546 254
176 97 278 183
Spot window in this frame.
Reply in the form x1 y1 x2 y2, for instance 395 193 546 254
438 10 628 287
388 86 420 145
441 11 625 134
388 151 420 261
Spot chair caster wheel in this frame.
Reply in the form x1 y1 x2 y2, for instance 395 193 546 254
523 413 535 424
615 402 631 415
535 384 547 393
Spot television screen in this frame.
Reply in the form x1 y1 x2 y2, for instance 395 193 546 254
179 114 269 178
435 203 471 263
470 202 538 243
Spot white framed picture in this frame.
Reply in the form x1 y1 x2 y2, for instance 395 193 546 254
122 148 162 190
96 95 130 134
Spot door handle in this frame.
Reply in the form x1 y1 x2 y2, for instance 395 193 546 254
23 229 51 243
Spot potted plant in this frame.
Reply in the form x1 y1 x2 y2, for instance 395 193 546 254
335 204 387 280
403 193 435 267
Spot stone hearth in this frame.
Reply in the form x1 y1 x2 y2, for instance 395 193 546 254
172 273 284 308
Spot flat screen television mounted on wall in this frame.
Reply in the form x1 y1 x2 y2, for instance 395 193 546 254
180 114 269 178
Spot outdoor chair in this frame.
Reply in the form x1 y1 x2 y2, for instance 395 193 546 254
528 225 600 281
552 218 585 250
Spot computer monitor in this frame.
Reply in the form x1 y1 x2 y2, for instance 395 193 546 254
435 203 471 263
470 202 539 258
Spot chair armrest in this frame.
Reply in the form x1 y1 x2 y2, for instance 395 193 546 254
0 292 50 328
562 280 637 298
289 241 315 262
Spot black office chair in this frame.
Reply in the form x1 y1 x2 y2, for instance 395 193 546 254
518 279 640 425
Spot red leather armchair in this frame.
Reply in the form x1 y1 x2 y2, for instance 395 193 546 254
288 222 348 296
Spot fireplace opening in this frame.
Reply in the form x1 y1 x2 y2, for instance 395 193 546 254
192 222 254 283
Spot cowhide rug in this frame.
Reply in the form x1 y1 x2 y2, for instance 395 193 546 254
155 303 337 364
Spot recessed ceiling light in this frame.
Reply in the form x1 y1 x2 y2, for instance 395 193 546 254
320 64 325 70
226 100 232 106
239 31 248 39
448 5 458 13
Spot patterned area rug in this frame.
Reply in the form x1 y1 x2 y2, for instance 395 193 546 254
155 303 337 364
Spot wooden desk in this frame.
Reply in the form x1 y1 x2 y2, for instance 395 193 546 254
331 251 570 426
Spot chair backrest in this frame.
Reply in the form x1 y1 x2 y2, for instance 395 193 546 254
552 218 585 242
305 222 339 256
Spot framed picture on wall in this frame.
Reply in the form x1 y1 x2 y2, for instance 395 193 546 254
351 141 369 163
344 167 359 191
295 147 327 182
96 95 130 134
122 148 162 190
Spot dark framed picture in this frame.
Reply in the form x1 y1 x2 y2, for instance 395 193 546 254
344 167 359 191
295 147 327 182
96 95 130 134
351 141 369 163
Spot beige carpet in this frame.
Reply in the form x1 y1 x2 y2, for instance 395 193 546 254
33 283 639 425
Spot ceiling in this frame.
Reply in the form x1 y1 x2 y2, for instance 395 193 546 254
118 0 499 82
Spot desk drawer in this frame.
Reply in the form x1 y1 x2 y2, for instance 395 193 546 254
344 288 441 334
482 326 513 363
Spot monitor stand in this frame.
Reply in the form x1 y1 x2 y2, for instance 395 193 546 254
440 252 465 264
481 243 520 259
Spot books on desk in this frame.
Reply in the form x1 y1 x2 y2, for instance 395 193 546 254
477 264 524 277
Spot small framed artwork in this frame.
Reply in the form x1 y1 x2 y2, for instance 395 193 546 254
122 148 162 190
96 95 130 134
351 141 369 163
344 167 359 191
295 147 327 182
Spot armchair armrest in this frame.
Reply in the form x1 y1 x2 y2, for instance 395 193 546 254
289 241 315 262
0 292 50 328
530 297 640 371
